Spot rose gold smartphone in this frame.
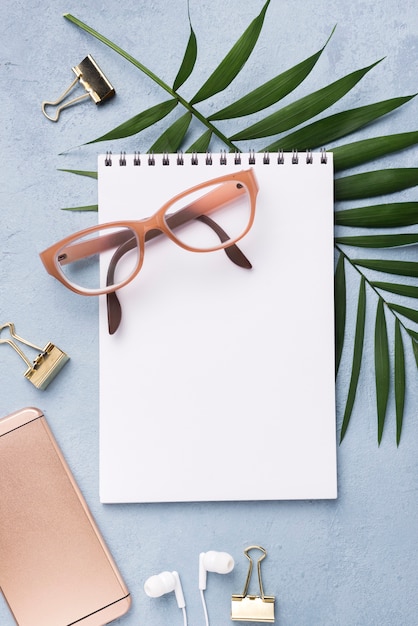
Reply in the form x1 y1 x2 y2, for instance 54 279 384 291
0 407 131 626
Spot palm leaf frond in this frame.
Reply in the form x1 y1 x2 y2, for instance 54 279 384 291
332 131 418 172
394 319 406 446
336 233 418 248
353 259 418 278
372 282 418 298
262 96 415 152
87 100 178 144
335 253 346 374
335 202 418 228
231 60 383 141
149 112 192 154
339 275 366 443
335 167 418 200
209 27 336 121
375 299 390 444
190 0 270 105
173 9 197 91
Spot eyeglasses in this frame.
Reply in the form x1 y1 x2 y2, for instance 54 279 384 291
40 168 259 333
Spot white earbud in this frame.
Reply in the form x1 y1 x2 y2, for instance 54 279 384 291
144 570 186 609
199 550 235 590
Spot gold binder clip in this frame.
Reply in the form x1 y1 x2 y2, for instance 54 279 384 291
0 323 69 390
231 546 275 623
41 54 115 122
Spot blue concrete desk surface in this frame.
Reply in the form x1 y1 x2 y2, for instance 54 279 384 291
1 1 418 624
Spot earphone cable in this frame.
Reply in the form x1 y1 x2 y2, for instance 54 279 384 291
182 605 188 626
200 589 210 626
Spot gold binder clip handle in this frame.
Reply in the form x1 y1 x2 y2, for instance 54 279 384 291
231 545 275 623
242 545 267 599
41 54 115 122
0 322 69 390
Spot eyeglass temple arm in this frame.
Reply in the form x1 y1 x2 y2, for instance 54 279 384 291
106 214 252 334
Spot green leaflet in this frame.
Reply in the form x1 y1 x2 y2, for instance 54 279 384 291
336 233 418 248
262 95 415 152
190 0 270 105
173 11 197 91
372 282 418 298
61 205 98 212
335 168 418 201
149 112 192 153
335 202 418 228
412 337 418 369
231 60 382 141
332 131 418 172
209 27 335 121
58 169 98 179
353 259 418 278
394 319 405 446
87 100 178 144
186 130 213 153
375 299 390 444
388 303 418 324
340 276 366 443
335 253 346 375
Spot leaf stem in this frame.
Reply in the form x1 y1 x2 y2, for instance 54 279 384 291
64 13 238 151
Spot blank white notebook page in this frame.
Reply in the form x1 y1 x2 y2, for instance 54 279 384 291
98 152 337 503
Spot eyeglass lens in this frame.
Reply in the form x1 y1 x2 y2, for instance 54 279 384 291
164 180 251 250
56 225 139 292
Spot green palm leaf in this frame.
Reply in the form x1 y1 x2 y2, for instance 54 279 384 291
58 169 98 179
340 276 366 443
231 60 382 141
149 112 192 153
372 282 418 298
375 299 390 444
332 131 418 172
335 202 418 228
61 205 98 212
388 303 418 324
335 253 346 374
336 233 418 248
353 259 418 278
394 319 405 446
412 337 418 368
262 96 415 152
190 0 270 105
209 27 335 121
335 168 418 201
173 11 197 91
186 130 213 153
87 99 178 144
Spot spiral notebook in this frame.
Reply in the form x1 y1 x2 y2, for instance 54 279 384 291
98 151 337 503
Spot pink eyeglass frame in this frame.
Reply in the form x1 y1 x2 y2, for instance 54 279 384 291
39 168 259 298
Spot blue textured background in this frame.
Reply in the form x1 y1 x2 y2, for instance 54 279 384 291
1 1 418 625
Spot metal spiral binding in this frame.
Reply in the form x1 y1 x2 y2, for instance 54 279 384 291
105 149 329 166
